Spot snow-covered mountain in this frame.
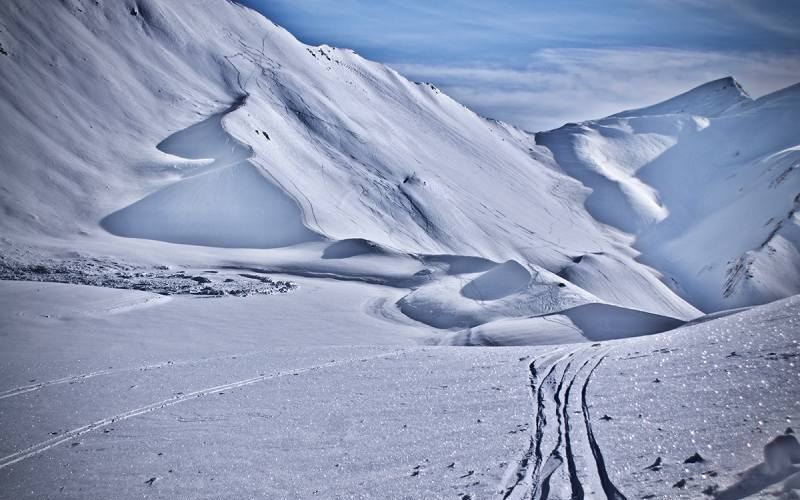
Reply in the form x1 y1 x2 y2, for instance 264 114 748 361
538 78 800 312
2 2 800 499
0 0 798 333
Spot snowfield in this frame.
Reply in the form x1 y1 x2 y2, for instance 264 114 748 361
0 0 798 498
0 282 797 499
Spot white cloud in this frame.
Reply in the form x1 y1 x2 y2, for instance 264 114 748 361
390 48 800 131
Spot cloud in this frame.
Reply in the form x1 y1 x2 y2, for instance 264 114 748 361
665 0 800 38
391 48 800 131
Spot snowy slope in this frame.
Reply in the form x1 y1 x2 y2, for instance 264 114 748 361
1 2 799 497
0 1 796 330
537 77 800 312
0 0 703 330
0 280 796 499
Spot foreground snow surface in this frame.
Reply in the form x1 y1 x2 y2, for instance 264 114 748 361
0 281 797 499
0 0 798 497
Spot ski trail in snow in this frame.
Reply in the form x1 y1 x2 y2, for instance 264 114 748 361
499 347 573 500
0 350 273 401
563 358 594 499
499 346 627 500
0 349 407 470
535 357 572 500
581 356 628 500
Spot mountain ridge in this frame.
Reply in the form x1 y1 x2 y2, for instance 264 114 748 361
0 0 797 333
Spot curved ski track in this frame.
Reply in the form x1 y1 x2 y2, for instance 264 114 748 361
0 350 407 470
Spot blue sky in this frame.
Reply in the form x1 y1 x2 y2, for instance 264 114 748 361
238 0 800 131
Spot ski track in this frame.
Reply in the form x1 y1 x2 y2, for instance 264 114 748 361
581 356 628 500
499 346 628 500
0 350 278 401
500 348 572 500
0 349 407 470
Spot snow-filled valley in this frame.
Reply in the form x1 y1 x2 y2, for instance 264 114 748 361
0 0 798 498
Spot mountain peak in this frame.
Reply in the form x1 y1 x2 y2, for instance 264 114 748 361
613 76 752 119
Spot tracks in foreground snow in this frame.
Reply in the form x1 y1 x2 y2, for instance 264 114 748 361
0 351 276 401
0 350 406 470
500 346 627 500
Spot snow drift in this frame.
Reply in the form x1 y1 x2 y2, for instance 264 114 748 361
0 0 797 337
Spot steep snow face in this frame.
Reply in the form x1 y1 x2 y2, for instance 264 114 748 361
0 0 585 265
0 0 795 324
100 98 321 248
0 0 703 325
538 79 800 312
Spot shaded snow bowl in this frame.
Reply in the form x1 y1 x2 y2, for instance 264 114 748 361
102 162 320 249
461 260 531 301
322 238 387 259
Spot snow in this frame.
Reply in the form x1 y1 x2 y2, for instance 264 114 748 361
0 0 798 497
461 260 532 301
0 281 796 498
444 303 686 346
613 76 751 118
538 78 800 312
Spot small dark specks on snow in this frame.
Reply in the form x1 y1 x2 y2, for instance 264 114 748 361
446 462 455 468
144 477 157 486
726 351 740 358
591 343 602 347
652 378 661 383
410 470 419 477
644 457 662 470
71 442 80 447
673 479 687 488
600 414 613 421
461 495 472 500
702 485 718 496
129 7 138 16
642 495 656 499
459 470 474 478
684 452 706 464
786 427 795 434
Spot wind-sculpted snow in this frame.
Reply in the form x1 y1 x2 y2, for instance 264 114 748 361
101 98 321 249
538 77 800 312
440 303 686 346
0 0 716 324
0 3 798 496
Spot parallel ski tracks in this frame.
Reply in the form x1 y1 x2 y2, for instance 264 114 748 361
499 346 627 500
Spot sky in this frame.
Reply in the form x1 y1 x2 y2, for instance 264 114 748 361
238 0 800 131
